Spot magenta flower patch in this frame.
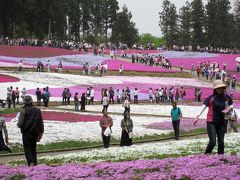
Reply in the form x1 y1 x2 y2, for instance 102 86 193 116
0 74 20 83
145 118 206 132
0 45 84 58
2 111 102 122
170 54 240 71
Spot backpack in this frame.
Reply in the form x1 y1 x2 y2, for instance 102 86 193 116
225 110 238 121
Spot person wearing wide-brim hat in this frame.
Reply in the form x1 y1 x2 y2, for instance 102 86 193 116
193 79 233 154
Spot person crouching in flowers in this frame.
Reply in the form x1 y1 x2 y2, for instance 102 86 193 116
120 111 133 146
170 101 182 140
99 110 113 148
0 114 12 153
194 80 233 154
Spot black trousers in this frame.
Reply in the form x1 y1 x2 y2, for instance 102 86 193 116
109 96 114 104
205 122 225 154
102 105 108 112
101 134 110 148
120 130 132 146
172 120 180 139
22 132 38 166
134 95 138 104
62 97 67 105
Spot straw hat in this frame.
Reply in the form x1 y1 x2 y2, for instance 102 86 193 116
213 80 227 89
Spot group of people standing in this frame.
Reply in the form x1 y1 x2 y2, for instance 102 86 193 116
131 54 172 69
6 86 26 108
35 87 51 107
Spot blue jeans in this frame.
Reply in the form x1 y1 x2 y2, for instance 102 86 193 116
205 122 226 154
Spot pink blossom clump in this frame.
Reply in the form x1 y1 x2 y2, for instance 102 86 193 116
2 111 102 123
145 118 206 132
170 54 239 71
0 45 84 58
0 74 20 83
0 155 240 179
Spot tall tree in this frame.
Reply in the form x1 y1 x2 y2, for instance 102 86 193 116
205 0 218 47
67 0 82 41
91 0 104 39
112 5 139 46
81 0 92 38
102 0 119 42
179 1 192 46
215 0 232 48
191 0 205 49
233 1 240 48
159 0 179 48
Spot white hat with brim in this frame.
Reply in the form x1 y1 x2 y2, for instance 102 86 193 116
213 80 227 89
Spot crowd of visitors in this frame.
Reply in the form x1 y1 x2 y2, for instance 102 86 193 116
172 44 240 54
191 61 237 98
131 54 172 69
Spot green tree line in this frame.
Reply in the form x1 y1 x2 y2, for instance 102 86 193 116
159 0 240 49
0 0 139 46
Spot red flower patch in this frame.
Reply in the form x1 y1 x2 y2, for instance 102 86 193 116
0 45 83 58
0 74 20 83
2 111 101 122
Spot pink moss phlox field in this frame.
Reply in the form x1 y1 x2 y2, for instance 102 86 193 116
170 54 240 71
0 45 84 58
145 118 206 132
2 111 102 122
0 155 239 179
0 74 20 83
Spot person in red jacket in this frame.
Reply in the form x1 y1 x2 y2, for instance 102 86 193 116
194 80 233 154
99 110 113 148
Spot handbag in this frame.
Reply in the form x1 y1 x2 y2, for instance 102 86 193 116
128 131 133 139
104 127 111 137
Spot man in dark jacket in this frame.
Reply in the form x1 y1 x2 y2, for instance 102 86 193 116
17 95 44 166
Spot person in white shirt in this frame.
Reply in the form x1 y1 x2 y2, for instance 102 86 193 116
102 92 109 112
116 89 121 104
149 88 153 103
119 64 123 76
133 88 138 104
123 98 130 113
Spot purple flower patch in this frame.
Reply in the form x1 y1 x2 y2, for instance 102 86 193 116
145 118 206 132
1 155 240 179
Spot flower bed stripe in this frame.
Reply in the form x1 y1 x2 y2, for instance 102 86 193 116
0 45 84 58
0 74 20 83
2 111 101 122
1 155 240 179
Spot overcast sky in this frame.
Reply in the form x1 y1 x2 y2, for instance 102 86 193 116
117 0 235 37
